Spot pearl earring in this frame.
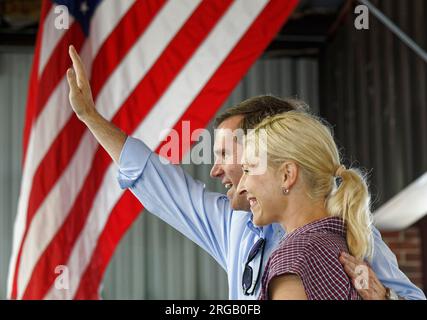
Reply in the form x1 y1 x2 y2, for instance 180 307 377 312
282 187 289 195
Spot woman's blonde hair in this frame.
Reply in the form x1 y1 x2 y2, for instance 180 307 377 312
248 110 373 260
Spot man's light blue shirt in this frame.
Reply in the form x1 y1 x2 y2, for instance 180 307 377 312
117 136 426 300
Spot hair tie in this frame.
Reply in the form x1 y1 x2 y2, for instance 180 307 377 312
335 165 346 177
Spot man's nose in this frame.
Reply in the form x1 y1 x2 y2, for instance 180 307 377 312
210 163 223 178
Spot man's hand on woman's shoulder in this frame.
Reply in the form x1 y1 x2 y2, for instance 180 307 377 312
339 252 388 300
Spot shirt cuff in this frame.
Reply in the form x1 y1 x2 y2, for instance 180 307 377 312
117 136 152 189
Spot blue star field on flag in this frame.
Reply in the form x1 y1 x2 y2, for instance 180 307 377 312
53 0 102 36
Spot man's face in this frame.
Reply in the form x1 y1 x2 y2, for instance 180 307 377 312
210 115 250 211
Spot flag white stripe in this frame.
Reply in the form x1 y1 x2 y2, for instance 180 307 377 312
89 0 135 57
46 0 269 299
38 6 75 76
9 0 135 298
16 0 201 298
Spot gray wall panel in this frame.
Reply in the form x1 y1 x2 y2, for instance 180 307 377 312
0 48 33 300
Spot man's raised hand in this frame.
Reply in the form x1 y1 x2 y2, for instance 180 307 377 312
66 45 96 121
65 44 126 163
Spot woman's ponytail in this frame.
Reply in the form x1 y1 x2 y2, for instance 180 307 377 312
326 166 373 261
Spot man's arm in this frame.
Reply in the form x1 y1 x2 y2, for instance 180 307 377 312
66 45 126 164
66 45 232 270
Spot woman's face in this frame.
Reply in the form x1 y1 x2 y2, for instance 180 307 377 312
238 159 285 227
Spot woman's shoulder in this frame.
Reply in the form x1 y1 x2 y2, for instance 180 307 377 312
273 225 347 263
268 232 314 269
265 233 311 281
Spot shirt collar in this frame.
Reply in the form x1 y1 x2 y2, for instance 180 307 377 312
246 214 264 238
271 222 286 237
246 213 287 240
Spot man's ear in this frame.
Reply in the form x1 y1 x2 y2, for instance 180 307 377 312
279 161 298 190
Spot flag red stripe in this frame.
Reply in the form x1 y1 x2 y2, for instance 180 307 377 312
74 192 142 299
90 0 167 99
71 0 299 298
22 0 52 163
20 0 234 299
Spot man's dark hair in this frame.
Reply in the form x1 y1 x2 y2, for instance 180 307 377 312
214 95 309 132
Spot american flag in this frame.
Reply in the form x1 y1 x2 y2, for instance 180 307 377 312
8 0 298 299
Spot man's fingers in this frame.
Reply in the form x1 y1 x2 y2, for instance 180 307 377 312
340 252 360 264
68 45 88 87
340 253 369 282
339 254 359 273
340 253 368 273
342 262 358 279
66 68 79 92
357 289 370 300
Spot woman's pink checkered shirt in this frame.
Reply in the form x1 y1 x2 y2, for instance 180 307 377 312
259 216 361 300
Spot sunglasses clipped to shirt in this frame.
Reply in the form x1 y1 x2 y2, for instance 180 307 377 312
242 237 266 296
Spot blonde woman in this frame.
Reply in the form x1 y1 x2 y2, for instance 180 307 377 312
237 111 373 300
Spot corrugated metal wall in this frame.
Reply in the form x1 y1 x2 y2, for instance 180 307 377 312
0 47 318 299
319 0 427 212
